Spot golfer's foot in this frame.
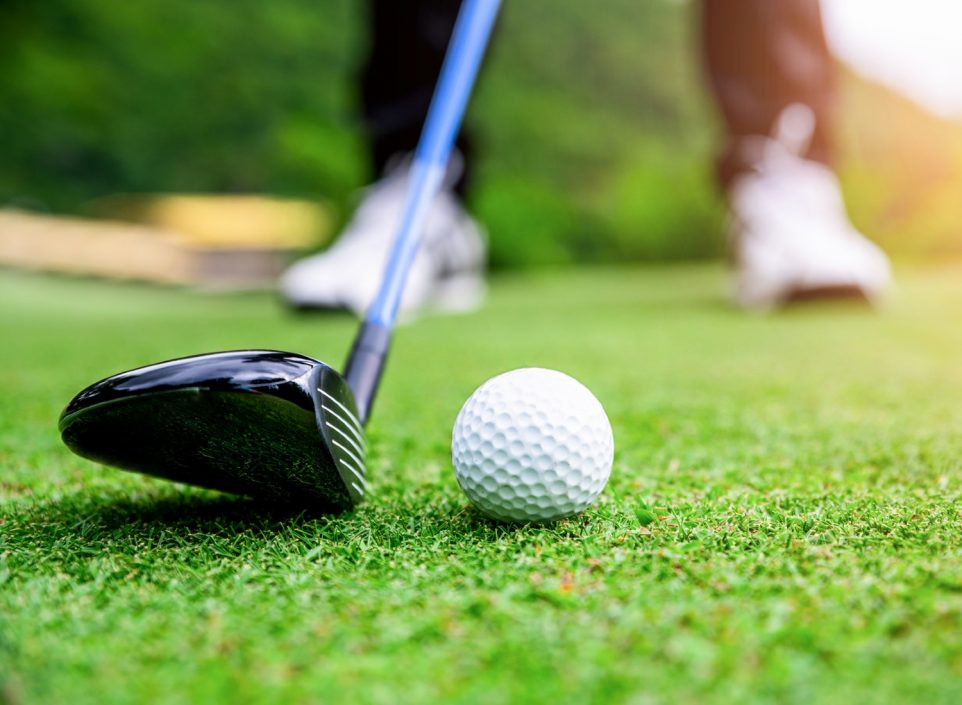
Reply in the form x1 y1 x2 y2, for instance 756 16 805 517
729 107 891 310
280 156 486 317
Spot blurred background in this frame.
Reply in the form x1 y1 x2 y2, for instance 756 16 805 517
1 0 961 277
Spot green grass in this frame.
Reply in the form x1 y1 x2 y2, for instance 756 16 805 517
3 264 962 705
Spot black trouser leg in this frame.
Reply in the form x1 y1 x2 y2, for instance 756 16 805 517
361 0 473 197
702 0 837 189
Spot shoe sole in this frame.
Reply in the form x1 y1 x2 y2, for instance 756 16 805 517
428 271 486 313
284 271 486 319
784 284 872 305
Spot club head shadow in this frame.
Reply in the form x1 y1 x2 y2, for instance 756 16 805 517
59 350 366 510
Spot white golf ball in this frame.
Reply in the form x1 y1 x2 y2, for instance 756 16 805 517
451 368 614 523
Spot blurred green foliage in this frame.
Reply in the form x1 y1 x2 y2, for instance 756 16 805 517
0 0 724 266
472 0 723 265
0 0 367 206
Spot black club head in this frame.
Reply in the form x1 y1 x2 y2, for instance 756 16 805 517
59 350 366 510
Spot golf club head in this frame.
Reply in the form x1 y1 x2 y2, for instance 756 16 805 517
59 350 366 510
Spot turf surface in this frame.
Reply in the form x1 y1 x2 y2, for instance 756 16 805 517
2 264 962 704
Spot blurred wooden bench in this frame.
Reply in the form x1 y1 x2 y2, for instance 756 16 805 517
0 195 330 288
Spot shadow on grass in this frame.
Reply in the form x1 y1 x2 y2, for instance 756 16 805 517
438 501 610 540
6 486 613 570
11 488 343 542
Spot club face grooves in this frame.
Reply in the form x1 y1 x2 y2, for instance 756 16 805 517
60 350 365 510
313 365 367 505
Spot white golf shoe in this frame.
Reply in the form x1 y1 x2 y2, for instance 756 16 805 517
729 108 891 310
280 159 486 317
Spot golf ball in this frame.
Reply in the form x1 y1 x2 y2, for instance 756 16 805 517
451 368 614 523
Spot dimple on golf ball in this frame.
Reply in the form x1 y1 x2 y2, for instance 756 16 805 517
451 368 614 523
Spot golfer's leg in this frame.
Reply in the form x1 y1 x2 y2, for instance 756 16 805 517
702 0 835 188
280 0 487 315
362 0 474 196
701 0 890 309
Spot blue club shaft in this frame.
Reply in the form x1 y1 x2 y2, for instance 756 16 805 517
367 0 501 327
344 0 501 423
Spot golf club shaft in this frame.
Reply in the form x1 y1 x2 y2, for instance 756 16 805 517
345 0 500 423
